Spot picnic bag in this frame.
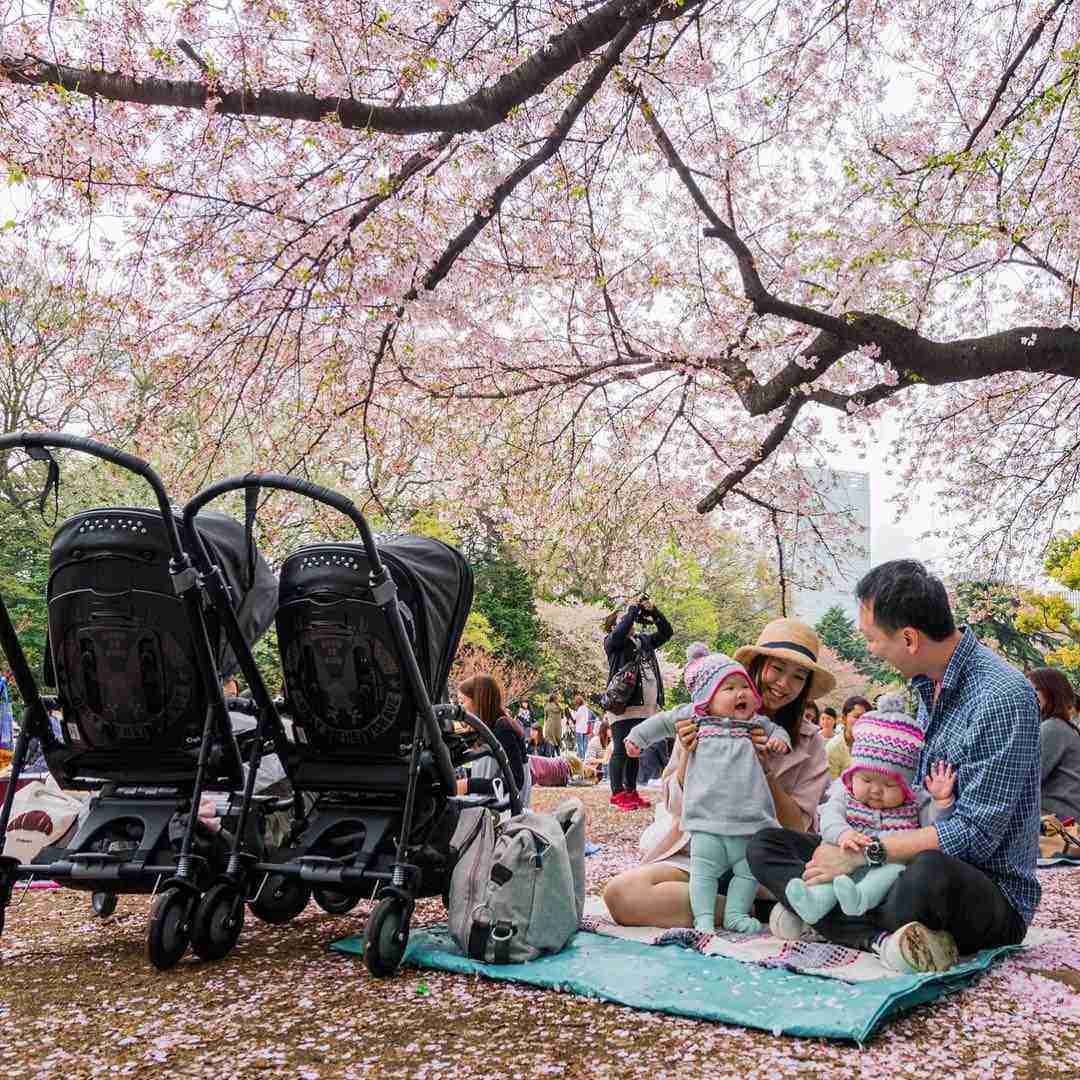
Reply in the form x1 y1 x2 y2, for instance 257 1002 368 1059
448 797 585 964
3 780 82 863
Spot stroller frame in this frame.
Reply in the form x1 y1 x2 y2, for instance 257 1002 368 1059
0 432 267 968
181 473 522 976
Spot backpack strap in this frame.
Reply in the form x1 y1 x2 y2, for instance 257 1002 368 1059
467 916 491 960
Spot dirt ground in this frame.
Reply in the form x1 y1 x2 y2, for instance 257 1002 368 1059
3 784 1080 1079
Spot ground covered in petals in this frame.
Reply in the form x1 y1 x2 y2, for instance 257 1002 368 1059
3 785 1079 1078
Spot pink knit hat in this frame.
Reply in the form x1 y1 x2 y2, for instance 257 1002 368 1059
683 643 762 711
841 692 924 800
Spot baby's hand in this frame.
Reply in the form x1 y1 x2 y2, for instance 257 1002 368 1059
925 761 957 803
838 829 872 853
625 741 642 758
765 736 790 755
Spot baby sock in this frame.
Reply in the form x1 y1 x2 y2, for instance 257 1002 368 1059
834 875 870 916
722 871 763 934
785 877 839 925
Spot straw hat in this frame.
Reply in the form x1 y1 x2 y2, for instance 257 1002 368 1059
734 618 837 702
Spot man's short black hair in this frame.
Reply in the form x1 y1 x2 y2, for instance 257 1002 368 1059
855 559 956 642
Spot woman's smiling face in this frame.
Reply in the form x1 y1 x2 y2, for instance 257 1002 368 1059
757 657 811 714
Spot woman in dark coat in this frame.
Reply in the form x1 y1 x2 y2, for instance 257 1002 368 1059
602 597 672 811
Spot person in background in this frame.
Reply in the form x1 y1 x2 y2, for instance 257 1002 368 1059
543 693 564 749
803 700 821 729
820 706 839 740
602 596 673 811
528 723 558 758
584 720 613 782
572 693 592 759
1028 667 1080 821
827 695 871 780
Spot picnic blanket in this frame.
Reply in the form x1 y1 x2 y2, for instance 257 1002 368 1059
331 899 1053 1042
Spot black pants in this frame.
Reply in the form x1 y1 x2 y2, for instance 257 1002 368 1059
746 828 1027 954
637 737 672 785
609 717 643 794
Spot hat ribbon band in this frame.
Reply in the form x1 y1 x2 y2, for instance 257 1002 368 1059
760 640 817 663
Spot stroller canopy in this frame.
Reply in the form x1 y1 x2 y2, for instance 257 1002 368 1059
189 511 278 677
375 534 473 700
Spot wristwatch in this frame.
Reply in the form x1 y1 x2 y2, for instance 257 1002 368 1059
864 836 887 867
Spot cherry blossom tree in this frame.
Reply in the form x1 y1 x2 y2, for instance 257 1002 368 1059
3 0 1079 574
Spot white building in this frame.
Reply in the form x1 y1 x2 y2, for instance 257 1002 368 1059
788 468 871 627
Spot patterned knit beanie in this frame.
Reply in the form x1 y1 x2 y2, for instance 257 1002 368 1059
841 692 924 800
683 643 762 711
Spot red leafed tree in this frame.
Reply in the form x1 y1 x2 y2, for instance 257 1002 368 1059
449 645 539 705
3 1 1080 575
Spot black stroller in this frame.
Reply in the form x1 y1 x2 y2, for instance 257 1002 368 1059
181 474 521 976
0 432 277 969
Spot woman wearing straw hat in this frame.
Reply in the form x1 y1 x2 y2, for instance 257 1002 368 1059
603 619 835 929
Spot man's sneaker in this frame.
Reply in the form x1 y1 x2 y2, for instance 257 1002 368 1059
769 903 807 941
879 922 959 974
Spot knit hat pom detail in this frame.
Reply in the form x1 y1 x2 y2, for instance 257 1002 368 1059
686 642 710 662
875 691 908 713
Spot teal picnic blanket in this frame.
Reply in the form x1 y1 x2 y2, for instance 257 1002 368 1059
330 923 1021 1043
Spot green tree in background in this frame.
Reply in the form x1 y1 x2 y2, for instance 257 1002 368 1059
1016 530 1080 679
951 581 1050 670
815 605 897 687
469 542 542 665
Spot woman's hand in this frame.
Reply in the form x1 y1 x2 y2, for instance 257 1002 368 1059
675 716 699 752
748 726 769 759
625 741 642 758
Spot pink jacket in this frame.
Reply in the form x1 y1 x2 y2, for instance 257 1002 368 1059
640 718 828 864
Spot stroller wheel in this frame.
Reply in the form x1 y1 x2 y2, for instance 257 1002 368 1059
248 873 311 925
147 887 192 970
364 896 410 978
313 887 361 916
191 883 245 961
91 892 118 918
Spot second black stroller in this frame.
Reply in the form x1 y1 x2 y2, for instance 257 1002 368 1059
181 474 521 976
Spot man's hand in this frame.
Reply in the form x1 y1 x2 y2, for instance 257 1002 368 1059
802 842 864 885
837 829 872 854
675 716 699 752
625 741 642 758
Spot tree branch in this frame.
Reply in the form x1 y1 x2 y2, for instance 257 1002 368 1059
1 0 700 136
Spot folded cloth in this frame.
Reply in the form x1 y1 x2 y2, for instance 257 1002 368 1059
530 754 571 787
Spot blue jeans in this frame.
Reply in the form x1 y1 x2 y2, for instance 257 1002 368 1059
576 733 588 758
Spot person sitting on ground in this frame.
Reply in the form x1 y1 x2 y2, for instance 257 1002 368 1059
456 674 528 806
625 646 791 934
584 720 613 782
602 596 674 812
527 723 558 758
1028 667 1080 821
820 706 839 739
748 560 1041 975
826 695 870 780
603 619 834 930
636 736 671 786
783 694 956 925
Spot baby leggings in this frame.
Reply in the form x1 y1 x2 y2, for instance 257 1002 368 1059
689 831 762 933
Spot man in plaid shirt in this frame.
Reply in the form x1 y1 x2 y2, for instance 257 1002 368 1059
748 560 1040 973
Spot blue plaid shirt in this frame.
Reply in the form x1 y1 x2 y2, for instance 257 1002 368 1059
912 629 1041 924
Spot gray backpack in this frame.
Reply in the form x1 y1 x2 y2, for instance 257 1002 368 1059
448 798 586 964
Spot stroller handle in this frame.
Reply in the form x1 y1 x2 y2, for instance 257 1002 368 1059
180 472 383 573
0 430 179 548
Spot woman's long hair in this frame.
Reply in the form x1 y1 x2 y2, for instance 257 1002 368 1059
598 719 611 748
459 674 522 737
746 654 812 749
1029 667 1076 723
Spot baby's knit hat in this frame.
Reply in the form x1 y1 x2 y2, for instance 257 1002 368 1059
841 692 924 800
683 643 762 711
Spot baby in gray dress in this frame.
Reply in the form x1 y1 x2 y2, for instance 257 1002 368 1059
626 645 790 933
